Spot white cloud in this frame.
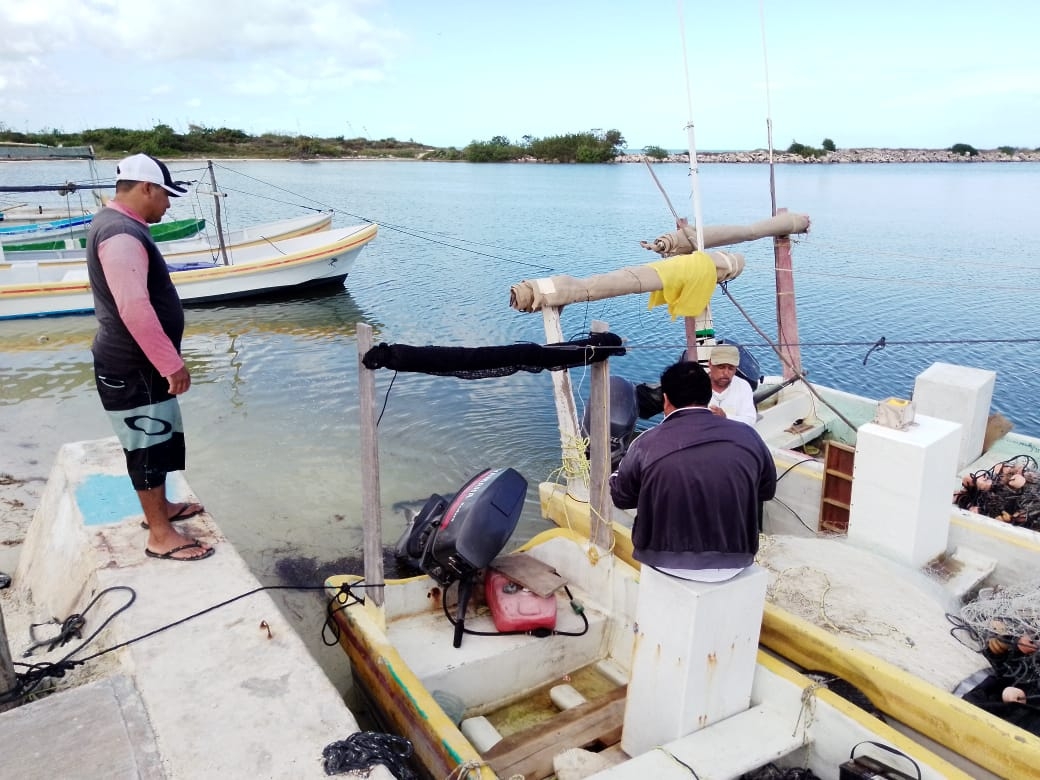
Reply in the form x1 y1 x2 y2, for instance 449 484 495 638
0 0 403 132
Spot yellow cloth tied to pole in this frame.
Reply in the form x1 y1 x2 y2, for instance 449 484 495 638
647 251 718 319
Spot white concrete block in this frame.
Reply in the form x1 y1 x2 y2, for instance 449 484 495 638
550 684 588 711
913 362 995 469
460 716 502 753
621 565 767 758
848 415 961 567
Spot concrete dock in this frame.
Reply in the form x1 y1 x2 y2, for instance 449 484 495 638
0 437 392 779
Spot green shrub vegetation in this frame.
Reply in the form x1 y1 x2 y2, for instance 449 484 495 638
643 145 669 160
821 138 836 152
949 143 979 157
463 135 523 162
0 123 436 159
998 145 1017 156
786 140 825 159
463 129 626 163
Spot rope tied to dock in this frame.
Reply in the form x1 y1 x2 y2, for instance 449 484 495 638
322 731 416 778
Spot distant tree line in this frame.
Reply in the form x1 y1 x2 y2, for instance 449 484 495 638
462 129 627 163
2 124 1035 161
0 124 434 159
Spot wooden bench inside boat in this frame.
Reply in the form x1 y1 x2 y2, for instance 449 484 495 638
483 685 627 780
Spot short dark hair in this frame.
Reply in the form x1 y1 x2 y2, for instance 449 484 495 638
660 360 712 408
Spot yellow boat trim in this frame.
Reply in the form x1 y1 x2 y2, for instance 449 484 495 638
325 573 496 779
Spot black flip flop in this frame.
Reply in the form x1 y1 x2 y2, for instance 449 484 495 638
145 539 215 562
141 502 205 529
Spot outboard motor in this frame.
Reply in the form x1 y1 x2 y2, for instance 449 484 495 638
581 375 639 470
393 467 527 647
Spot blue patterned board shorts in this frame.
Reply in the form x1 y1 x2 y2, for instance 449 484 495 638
94 363 185 491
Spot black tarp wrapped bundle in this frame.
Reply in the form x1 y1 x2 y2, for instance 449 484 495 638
362 331 625 380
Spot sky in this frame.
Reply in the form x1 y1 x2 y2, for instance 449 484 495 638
2 0 1038 152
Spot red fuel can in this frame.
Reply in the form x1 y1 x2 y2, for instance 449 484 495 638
484 569 557 633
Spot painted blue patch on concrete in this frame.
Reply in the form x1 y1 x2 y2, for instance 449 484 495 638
75 473 141 526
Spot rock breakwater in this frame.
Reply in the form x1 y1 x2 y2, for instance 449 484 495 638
617 148 1040 164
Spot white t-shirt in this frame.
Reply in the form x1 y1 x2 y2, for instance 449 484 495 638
710 375 757 426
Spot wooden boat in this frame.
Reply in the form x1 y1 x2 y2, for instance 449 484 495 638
324 325 975 780
0 213 93 237
4 211 333 261
1 217 206 250
0 222 377 319
507 219 1040 779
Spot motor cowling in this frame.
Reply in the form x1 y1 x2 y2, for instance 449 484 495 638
581 375 639 471
394 468 527 587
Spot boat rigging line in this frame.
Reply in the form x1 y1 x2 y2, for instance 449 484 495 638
718 280 857 431
759 0 778 217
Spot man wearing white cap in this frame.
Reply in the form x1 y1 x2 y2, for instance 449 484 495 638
85 154 215 562
707 344 757 426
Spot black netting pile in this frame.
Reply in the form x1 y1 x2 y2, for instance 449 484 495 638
954 455 1040 530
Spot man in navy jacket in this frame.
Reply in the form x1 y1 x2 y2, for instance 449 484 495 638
609 360 775 581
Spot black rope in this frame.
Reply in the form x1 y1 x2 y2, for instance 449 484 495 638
322 731 417 778
0 580 379 707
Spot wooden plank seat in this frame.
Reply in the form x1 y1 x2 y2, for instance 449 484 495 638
484 686 627 780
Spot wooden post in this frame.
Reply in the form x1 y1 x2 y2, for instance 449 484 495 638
541 306 589 501
773 207 802 379
0 603 17 713
587 321 613 551
206 160 230 267
356 323 384 606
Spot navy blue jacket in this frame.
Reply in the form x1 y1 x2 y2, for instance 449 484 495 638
609 406 776 570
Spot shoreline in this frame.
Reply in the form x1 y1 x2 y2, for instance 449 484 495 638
7 148 1039 166
620 147 1040 164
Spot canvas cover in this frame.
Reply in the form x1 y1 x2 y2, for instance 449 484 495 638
641 213 811 257
509 250 744 313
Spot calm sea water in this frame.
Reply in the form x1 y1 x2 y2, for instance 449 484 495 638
2 159 1038 682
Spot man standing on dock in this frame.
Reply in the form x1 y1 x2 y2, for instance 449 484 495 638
85 154 214 562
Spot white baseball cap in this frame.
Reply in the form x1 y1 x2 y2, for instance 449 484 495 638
115 153 188 196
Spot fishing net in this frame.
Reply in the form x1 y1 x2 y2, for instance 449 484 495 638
954 579 1040 684
954 454 1040 530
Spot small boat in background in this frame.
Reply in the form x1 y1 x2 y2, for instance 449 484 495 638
0 222 377 319
3 211 329 259
1 217 206 250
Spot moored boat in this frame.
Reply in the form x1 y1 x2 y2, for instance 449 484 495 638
1 217 206 251
325 326 976 780
511 217 1040 779
3 210 333 261
0 222 377 319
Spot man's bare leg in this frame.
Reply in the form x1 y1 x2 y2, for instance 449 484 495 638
139 485 213 560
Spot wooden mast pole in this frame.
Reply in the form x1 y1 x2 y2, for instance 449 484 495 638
773 207 802 379
677 1 715 364
357 323 384 607
587 320 613 551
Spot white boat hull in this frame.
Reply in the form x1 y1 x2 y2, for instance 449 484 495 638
0 223 377 319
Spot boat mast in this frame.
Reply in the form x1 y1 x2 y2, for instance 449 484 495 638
759 1 803 378
677 1 714 363
207 161 230 266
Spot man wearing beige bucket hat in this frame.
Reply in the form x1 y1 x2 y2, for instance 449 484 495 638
707 344 757 426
